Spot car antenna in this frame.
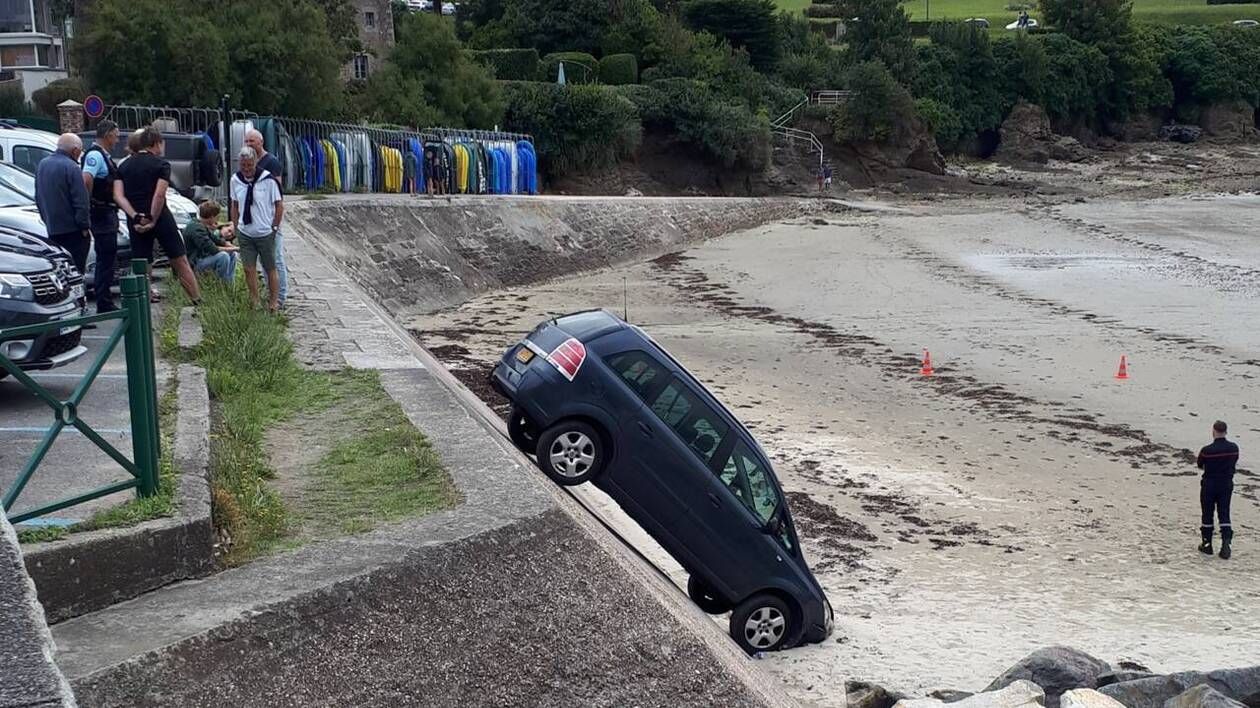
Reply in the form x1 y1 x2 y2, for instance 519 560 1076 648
623 276 629 322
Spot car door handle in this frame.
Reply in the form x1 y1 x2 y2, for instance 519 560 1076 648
636 421 653 438
708 493 721 509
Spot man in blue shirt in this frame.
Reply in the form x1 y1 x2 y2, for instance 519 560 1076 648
35 133 92 275
82 120 121 312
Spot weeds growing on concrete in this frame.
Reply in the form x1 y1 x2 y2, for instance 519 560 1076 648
161 276 456 564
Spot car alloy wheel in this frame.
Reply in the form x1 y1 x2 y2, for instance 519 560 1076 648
548 431 595 479
743 606 786 650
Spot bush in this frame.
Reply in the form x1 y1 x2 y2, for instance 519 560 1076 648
599 53 640 84
31 77 88 117
0 83 28 116
466 48 541 80
1038 33 1112 123
625 77 772 167
914 97 963 149
803 3 842 17
830 60 916 143
501 81 641 175
541 51 599 83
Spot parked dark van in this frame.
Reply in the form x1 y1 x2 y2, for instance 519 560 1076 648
491 309 833 653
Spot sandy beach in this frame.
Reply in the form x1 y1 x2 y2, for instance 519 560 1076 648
408 192 1260 705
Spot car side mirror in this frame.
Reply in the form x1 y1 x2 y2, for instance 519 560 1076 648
765 516 783 536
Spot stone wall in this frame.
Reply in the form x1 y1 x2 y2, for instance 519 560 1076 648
284 195 821 316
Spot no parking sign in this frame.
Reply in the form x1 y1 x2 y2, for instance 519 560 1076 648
84 95 105 120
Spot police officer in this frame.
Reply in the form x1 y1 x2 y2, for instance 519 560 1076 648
82 120 121 313
1197 420 1239 559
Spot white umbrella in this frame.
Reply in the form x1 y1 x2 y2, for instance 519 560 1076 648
557 61 566 85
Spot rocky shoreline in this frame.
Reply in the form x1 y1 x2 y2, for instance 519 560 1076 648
850 648 1258 708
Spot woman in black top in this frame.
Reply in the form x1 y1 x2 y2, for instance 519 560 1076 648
114 126 201 303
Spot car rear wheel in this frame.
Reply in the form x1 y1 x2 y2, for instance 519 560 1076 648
536 421 605 486
687 575 732 615
507 406 539 454
729 594 792 654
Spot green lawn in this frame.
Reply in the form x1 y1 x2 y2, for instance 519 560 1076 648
780 0 1260 26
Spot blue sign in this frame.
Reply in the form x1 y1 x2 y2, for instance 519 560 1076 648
84 95 105 119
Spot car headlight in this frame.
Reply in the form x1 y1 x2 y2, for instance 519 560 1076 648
0 273 34 301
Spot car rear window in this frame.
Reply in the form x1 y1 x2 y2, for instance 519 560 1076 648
607 350 663 400
554 310 622 341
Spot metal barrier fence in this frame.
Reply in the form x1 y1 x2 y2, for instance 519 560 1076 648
1 261 160 524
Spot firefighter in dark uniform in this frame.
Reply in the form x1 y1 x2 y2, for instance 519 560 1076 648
1197 420 1239 559
81 120 121 313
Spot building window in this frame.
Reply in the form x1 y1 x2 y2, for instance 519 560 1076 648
353 54 369 80
364 11 375 28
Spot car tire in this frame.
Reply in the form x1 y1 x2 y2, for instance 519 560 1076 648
687 575 731 615
536 420 605 486
507 406 539 454
729 593 793 654
199 148 223 188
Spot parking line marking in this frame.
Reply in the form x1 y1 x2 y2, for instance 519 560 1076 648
26 373 127 379
0 426 130 435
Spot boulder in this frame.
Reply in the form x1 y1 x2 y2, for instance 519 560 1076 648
1165 686 1246 708
1198 100 1255 139
1159 124 1202 144
1099 671 1159 688
986 647 1113 708
1110 113 1165 142
1062 689 1130 708
932 690 978 703
838 113 947 176
897 681 1046 708
1048 136 1089 162
1100 669 1260 708
849 680 908 708
996 101 1054 164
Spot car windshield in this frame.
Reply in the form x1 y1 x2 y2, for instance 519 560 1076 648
0 162 36 205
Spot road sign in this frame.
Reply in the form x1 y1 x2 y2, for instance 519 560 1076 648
84 95 105 119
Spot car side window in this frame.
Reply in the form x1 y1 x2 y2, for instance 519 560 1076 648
13 146 50 174
718 441 781 526
650 379 729 464
607 351 664 401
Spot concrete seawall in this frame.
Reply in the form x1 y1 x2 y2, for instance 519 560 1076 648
285 195 822 316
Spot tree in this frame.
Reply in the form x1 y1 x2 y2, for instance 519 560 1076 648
477 0 611 55
222 0 346 117
363 11 504 128
601 0 662 57
311 0 363 60
842 0 916 84
831 60 916 143
680 0 780 70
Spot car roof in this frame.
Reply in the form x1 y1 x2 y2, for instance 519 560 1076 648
0 127 58 147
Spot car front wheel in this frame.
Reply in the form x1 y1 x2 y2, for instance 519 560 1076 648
729 594 793 654
688 575 732 615
536 421 605 486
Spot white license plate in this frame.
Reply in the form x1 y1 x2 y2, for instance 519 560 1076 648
71 284 84 300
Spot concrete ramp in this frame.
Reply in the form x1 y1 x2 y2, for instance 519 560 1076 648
52 199 802 707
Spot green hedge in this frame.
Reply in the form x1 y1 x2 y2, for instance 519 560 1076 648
541 52 599 84
803 3 843 17
501 81 641 176
599 53 639 85
466 49 541 81
31 77 88 117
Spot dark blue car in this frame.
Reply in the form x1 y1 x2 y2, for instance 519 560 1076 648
491 309 833 654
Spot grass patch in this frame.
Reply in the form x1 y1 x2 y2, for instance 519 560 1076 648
778 0 1257 25
16 526 68 543
165 275 457 564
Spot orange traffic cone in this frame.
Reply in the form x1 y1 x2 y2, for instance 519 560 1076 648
1114 355 1129 380
920 350 934 376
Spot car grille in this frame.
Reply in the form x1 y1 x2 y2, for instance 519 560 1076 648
28 257 83 306
42 328 82 358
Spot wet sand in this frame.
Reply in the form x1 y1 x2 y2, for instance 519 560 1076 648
408 193 1260 705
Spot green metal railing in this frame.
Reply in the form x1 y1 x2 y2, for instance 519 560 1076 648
1 260 160 524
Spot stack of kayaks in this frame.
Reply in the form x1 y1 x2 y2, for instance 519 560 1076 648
225 118 539 196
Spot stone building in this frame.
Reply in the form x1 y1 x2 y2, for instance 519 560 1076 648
344 0 394 81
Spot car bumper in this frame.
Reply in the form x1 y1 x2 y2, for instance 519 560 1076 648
0 300 88 372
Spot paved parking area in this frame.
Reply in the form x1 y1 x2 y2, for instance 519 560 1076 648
0 317 163 526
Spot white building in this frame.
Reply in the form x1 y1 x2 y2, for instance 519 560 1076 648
0 0 67 99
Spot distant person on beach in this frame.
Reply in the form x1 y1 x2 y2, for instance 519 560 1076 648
1197 420 1238 559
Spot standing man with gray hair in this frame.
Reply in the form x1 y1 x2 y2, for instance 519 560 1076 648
230 146 284 313
82 120 122 312
244 129 288 308
35 133 92 275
